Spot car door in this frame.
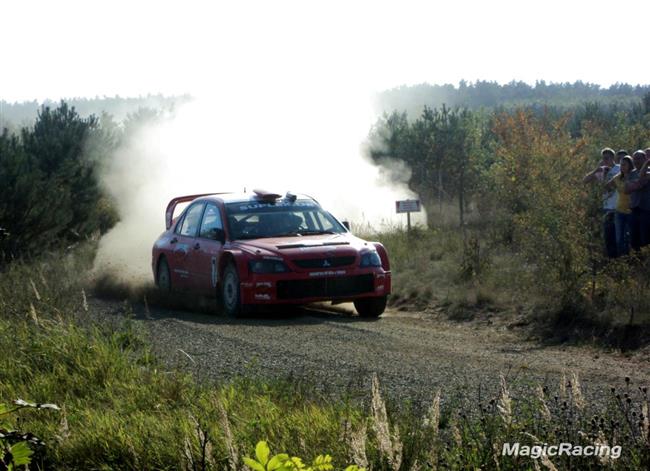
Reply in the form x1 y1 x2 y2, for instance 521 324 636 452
170 202 205 290
189 203 226 295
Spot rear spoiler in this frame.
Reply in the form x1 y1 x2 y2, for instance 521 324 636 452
165 193 227 229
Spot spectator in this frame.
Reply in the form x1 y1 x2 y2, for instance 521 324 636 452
583 147 620 257
624 150 650 250
616 149 628 165
607 155 634 256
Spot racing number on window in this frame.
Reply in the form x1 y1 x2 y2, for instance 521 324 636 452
179 203 205 237
199 204 224 240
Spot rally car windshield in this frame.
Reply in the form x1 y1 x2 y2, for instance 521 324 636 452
225 199 347 240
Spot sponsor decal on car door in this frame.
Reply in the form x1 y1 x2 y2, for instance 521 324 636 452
171 202 205 289
189 203 225 295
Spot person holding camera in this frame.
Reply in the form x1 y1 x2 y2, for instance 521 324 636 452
583 147 620 258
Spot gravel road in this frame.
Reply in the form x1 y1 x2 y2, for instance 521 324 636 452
91 297 650 406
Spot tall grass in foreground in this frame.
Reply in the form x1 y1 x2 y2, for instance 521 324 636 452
1 303 649 470
1 248 649 469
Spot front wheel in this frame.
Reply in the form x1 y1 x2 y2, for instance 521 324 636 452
354 296 387 318
221 263 242 317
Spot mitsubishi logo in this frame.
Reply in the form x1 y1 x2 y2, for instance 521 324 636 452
322 259 331 267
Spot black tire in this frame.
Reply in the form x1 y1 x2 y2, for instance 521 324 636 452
354 295 387 318
221 263 242 317
157 257 172 292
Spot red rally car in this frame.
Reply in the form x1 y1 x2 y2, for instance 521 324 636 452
152 190 391 317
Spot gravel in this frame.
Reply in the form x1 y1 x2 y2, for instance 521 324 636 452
90 297 650 407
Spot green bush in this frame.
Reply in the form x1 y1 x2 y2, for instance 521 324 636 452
1 400 58 470
243 441 363 471
0 103 116 265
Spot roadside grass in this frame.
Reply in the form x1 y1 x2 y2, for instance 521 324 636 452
1 249 650 469
359 225 525 318
359 224 650 349
0 243 98 321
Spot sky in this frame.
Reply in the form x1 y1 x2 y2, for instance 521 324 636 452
2 0 649 102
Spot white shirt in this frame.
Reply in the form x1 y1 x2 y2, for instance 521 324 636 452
600 164 620 211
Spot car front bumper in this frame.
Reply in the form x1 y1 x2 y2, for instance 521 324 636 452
239 268 391 305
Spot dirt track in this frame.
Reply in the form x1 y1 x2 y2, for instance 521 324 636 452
91 298 650 406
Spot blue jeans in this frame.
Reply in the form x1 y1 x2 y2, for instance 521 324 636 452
615 211 632 256
630 207 650 251
603 211 617 258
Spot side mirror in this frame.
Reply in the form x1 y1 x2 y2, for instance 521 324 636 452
210 228 226 243
342 221 350 231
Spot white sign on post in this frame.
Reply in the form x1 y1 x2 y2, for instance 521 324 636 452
395 200 421 213
395 199 421 230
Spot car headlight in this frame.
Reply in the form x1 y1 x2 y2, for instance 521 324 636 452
249 259 290 274
359 250 382 268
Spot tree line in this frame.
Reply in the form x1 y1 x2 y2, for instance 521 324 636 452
0 94 187 132
376 80 650 117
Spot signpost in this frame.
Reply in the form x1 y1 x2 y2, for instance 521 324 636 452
395 199 421 231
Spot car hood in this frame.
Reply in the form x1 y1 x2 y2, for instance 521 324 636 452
231 233 374 258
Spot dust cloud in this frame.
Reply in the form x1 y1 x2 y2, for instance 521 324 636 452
94 90 424 283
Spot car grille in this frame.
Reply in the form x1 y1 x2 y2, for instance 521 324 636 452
292 256 356 269
276 274 374 300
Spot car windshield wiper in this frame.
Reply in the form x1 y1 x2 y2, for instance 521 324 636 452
295 230 337 235
266 231 302 237
271 230 337 237
237 230 338 239
238 233 302 239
